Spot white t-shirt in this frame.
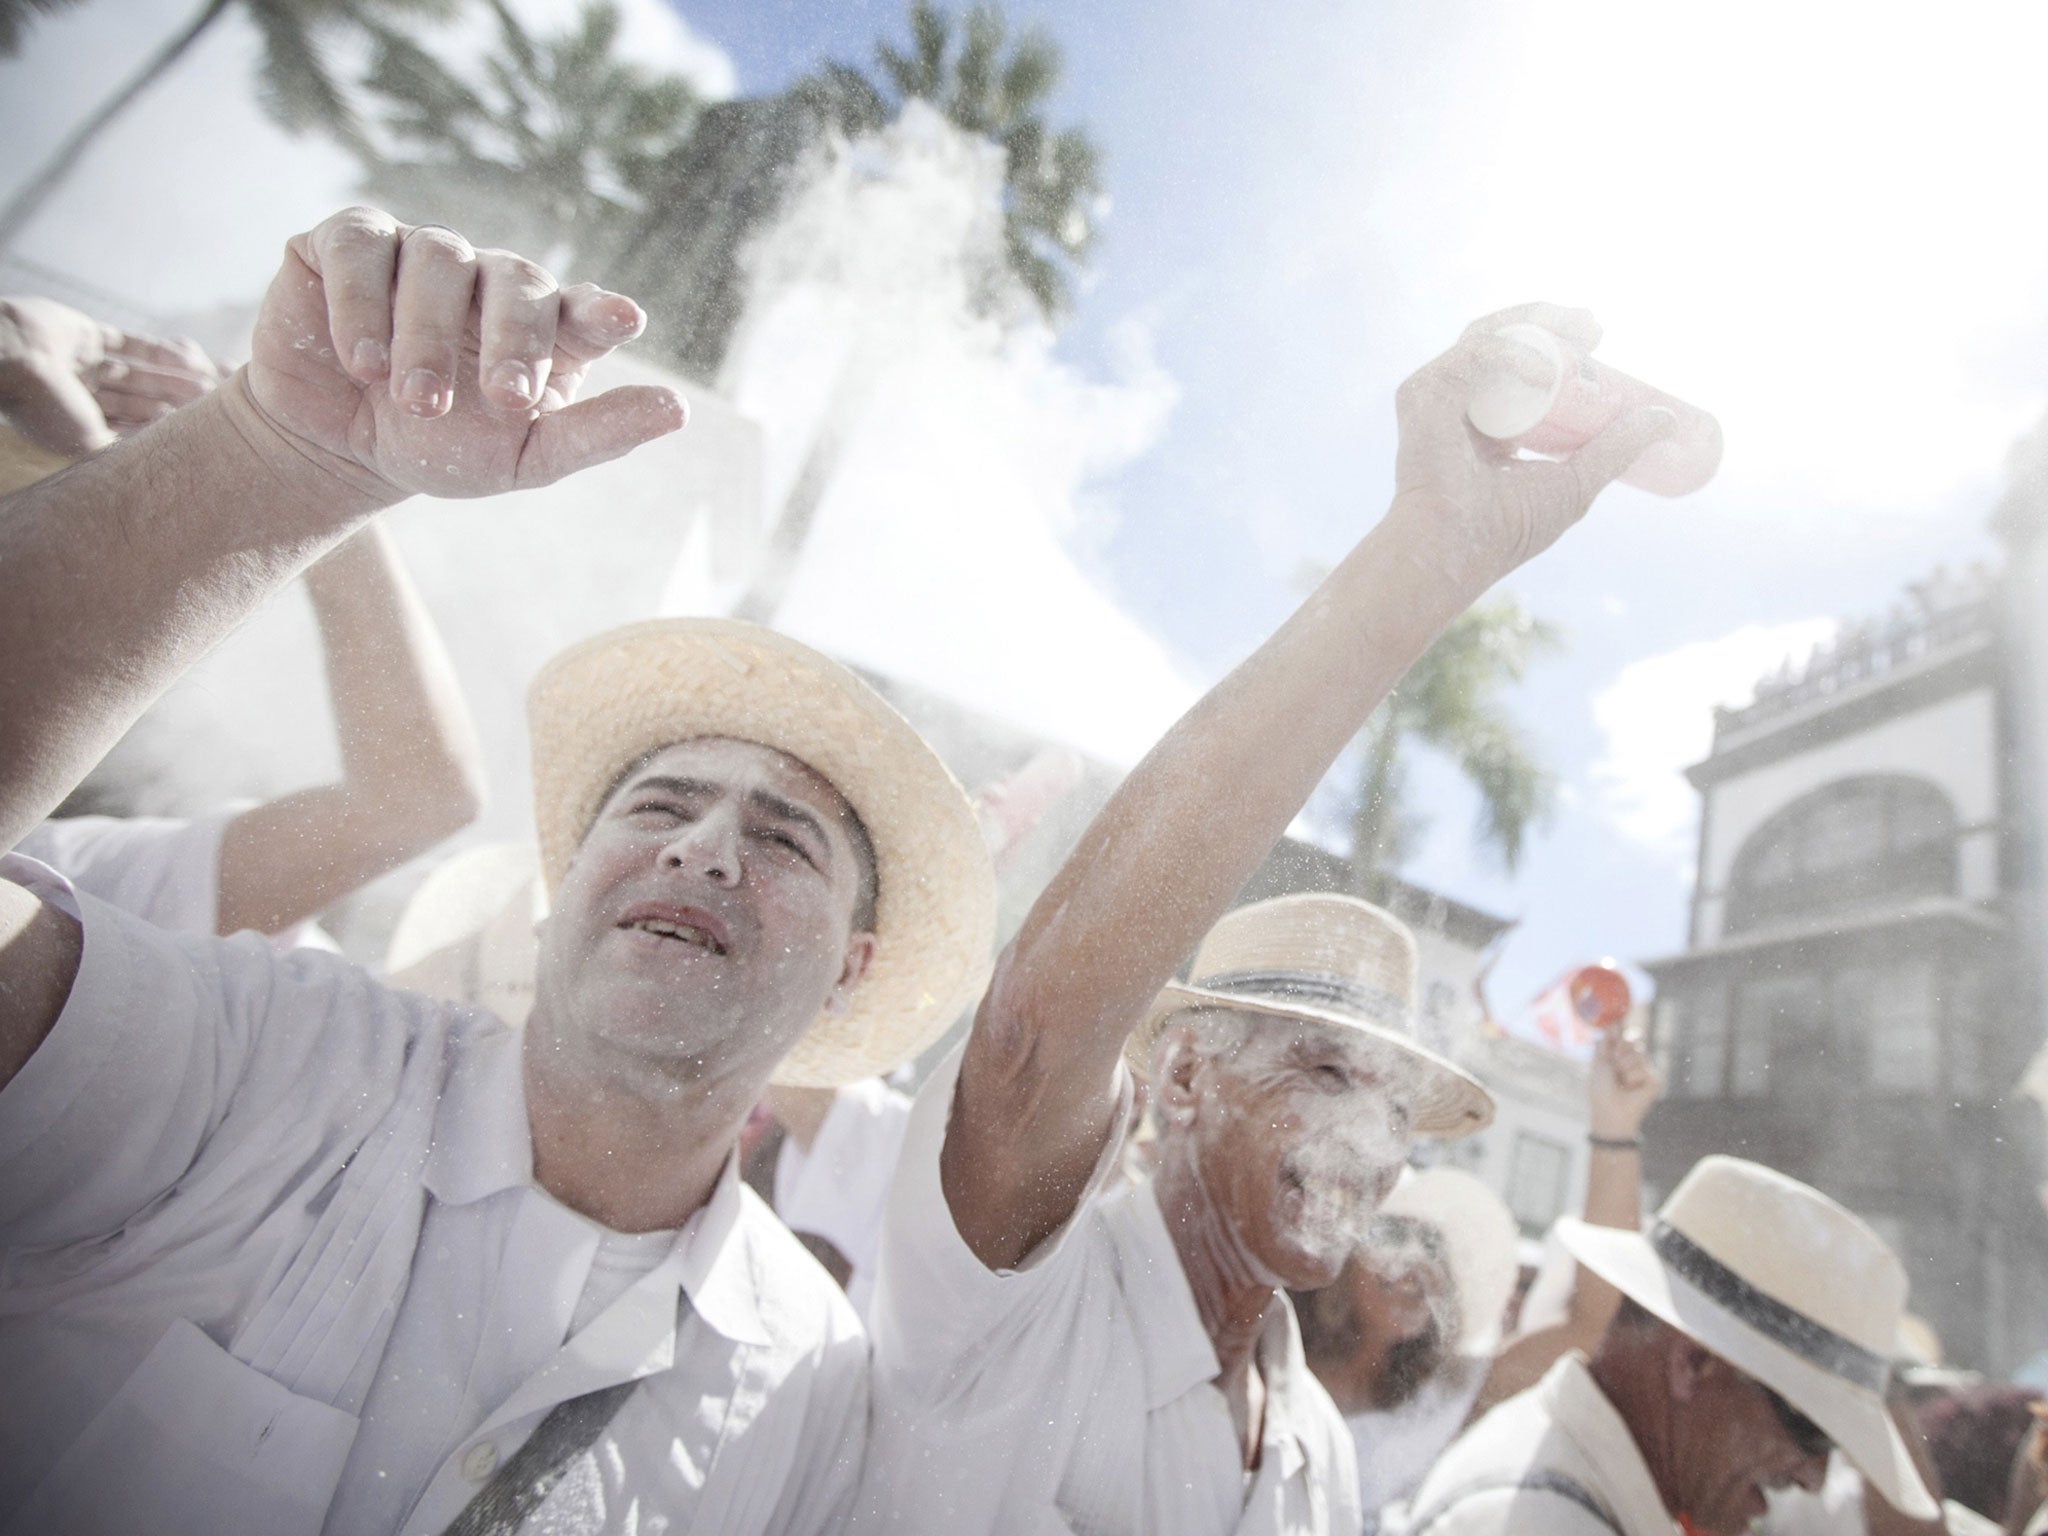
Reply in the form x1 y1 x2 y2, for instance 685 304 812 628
1349 1363 1487 1531
13 811 237 934
862 1042 1361 1536
13 811 337 949
773 1077 914 1317
0 854 867 1536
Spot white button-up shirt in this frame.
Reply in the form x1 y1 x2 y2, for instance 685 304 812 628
862 1043 1360 1536
1387 1356 1673 1536
0 856 867 1536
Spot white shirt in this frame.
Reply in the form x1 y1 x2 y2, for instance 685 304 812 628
0 855 868 1536
773 1077 914 1317
862 1043 1360 1536
1387 1355 1672 1536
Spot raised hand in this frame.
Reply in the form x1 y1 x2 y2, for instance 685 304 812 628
1589 1028 1664 1142
1388 303 1679 592
0 296 218 457
244 206 685 500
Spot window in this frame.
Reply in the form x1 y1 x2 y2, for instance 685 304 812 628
1505 1131 1572 1232
1868 959 1938 1092
1672 983 1730 1098
1724 777 1958 935
1737 973 1827 1099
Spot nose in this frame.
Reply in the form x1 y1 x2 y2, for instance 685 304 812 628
660 804 743 888
1787 1446 1830 1495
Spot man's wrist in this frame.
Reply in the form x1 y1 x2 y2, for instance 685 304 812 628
214 369 402 530
1588 1132 1642 1152
1377 494 1513 606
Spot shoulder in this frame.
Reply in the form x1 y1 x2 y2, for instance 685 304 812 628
1393 1381 1607 1536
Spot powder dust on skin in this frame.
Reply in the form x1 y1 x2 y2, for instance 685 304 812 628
1180 1014 1428 1273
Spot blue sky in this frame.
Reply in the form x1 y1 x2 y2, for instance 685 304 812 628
670 0 2046 998
5 0 2045 1003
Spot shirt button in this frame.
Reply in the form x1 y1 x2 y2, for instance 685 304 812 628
461 1441 499 1482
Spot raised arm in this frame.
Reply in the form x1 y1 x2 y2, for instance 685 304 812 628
943 306 1681 1269
1467 1028 1663 1417
214 522 488 936
0 206 684 1087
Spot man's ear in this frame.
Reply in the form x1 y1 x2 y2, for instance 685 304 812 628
822 931 878 1016
1154 1023 1206 1125
1666 1335 1716 1404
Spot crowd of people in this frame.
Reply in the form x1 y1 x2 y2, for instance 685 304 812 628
0 207 2043 1536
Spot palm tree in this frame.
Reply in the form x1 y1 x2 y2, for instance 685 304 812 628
0 0 454 254
354 0 697 272
1346 596 1562 896
868 1 1100 320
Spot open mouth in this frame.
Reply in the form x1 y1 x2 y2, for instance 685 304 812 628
616 905 730 956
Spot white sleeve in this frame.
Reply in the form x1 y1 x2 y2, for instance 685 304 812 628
11 809 242 936
866 1040 1132 1399
0 853 428 1251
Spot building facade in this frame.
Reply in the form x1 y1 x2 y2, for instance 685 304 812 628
1643 570 2048 1372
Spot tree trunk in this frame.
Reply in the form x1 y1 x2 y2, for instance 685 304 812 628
730 361 873 625
0 0 234 256
1347 712 1404 899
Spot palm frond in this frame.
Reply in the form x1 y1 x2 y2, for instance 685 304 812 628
0 0 88 55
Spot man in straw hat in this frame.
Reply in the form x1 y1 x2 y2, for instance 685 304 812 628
857 303 1687 1536
1389 1156 1940 1536
0 206 993 1534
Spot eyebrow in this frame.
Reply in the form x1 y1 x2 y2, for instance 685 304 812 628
623 775 835 856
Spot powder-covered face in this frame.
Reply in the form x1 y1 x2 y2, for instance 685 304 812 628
530 737 875 1096
1162 1011 1426 1290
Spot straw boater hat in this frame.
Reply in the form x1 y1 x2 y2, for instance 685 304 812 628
1557 1156 1938 1519
528 617 997 1088
1131 893 1494 1137
1377 1167 1521 1356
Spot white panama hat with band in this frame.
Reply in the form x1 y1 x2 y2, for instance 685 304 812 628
529 617 998 1088
1556 1155 1937 1520
1130 892 1494 1138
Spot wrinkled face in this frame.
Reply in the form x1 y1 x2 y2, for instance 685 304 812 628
1672 1349 1833 1534
531 737 875 1093
1161 1012 1422 1290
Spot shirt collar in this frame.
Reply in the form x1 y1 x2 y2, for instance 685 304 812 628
420 1026 771 1350
1108 1180 1223 1410
422 1020 532 1205
672 1154 773 1348
1541 1355 1680 1536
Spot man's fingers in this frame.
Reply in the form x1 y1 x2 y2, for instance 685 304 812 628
1566 405 1679 505
298 207 401 385
552 282 648 369
388 224 479 418
95 353 216 407
515 385 687 487
5 361 114 456
474 248 560 412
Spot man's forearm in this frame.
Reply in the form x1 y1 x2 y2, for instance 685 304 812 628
989 508 1480 1072
303 521 486 830
0 373 392 850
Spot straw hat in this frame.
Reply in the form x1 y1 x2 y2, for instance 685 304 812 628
1378 1167 1521 1356
1557 1156 1937 1519
528 617 997 1087
1132 893 1494 1137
